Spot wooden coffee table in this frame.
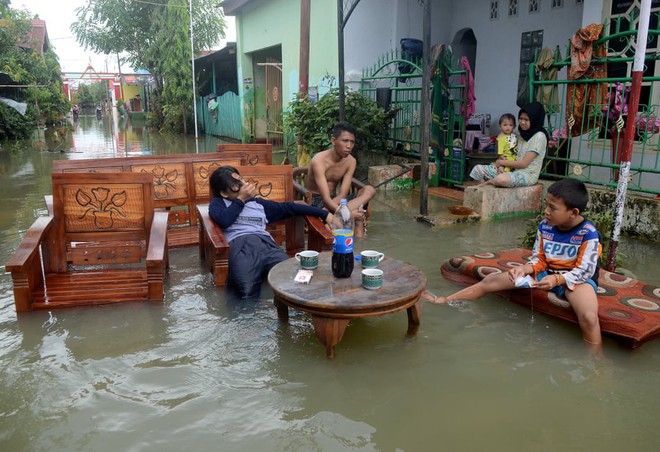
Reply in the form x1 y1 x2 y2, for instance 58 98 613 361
267 252 427 357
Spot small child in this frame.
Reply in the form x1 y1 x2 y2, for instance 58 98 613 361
496 113 517 172
433 179 603 354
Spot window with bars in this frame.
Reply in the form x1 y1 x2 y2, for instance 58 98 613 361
530 0 540 13
551 0 564 8
490 1 499 20
509 0 518 16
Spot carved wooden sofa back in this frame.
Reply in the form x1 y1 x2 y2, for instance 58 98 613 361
217 143 273 165
51 152 246 247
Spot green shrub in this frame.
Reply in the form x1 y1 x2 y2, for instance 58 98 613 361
284 88 394 156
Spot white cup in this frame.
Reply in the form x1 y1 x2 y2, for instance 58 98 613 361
360 250 385 268
295 250 319 269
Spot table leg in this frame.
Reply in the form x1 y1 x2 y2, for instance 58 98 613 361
274 296 289 323
406 300 421 335
311 315 350 358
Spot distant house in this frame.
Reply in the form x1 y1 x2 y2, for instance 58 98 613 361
194 43 242 140
16 19 49 57
222 0 339 144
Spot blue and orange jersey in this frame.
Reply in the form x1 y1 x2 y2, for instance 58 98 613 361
529 218 602 290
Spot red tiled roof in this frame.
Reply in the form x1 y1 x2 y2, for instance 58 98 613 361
17 20 50 56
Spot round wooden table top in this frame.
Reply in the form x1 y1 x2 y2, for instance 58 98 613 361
268 252 427 318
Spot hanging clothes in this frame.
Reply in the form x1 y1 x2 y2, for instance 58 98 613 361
535 47 560 106
566 23 608 137
431 44 450 153
460 56 476 119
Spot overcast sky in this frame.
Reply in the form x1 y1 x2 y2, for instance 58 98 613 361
12 0 235 74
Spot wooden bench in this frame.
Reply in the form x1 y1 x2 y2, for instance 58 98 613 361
217 143 272 165
51 152 247 248
6 172 169 312
197 164 329 286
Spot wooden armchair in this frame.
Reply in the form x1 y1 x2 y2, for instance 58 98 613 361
197 165 329 286
6 172 169 312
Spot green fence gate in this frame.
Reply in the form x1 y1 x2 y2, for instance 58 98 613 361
360 46 468 185
529 6 660 196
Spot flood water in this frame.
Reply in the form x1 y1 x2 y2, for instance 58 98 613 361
1 114 659 451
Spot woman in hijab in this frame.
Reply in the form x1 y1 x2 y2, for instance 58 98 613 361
470 102 548 187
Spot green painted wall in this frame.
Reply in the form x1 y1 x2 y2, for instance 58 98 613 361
235 0 339 142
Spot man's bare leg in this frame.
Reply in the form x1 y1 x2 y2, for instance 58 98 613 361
347 186 376 239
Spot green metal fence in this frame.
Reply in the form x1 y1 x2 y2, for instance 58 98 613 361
359 47 467 185
197 91 242 141
529 10 660 196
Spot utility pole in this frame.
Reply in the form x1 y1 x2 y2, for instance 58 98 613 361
189 0 199 150
336 1 362 122
419 0 431 216
605 0 651 271
298 0 311 165
299 0 310 96
337 0 345 121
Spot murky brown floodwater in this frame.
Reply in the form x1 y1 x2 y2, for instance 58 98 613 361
1 113 659 451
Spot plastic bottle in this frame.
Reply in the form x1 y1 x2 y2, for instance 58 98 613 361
331 199 354 278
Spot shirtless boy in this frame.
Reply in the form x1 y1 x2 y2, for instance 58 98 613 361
305 122 376 237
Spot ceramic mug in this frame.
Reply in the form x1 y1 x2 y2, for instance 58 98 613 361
360 250 385 268
295 250 319 270
361 268 383 290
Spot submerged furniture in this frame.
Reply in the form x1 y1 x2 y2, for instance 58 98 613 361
51 152 246 248
441 248 660 348
197 164 328 286
6 172 169 312
268 253 427 358
217 143 273 165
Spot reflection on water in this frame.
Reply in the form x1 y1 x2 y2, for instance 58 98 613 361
1 117 659 450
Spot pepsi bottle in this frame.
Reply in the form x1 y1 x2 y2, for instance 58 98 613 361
331 199 355 278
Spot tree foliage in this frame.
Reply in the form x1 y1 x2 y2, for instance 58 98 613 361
76 81 110 107
71 0 225 132
0 6 69 141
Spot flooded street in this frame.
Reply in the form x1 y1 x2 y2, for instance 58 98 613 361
1 114 659 451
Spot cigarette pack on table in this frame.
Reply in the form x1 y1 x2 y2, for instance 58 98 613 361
294 269 314 284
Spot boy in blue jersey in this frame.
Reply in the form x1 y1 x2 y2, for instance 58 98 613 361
434 179 602 353
209 166 333 298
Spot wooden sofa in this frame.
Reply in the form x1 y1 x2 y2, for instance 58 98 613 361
217 143 272 165
197 164 330 286
6 172 169 312
51 152 247 248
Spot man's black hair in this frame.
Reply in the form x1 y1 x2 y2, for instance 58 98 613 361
332 121 358 138
547 178 589 212
210 166 242 198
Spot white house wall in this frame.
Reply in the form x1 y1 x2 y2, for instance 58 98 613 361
344 0 453 88
345 0 601 133
449 0 587 132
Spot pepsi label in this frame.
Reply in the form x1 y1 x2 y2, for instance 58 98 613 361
333 229 354 253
